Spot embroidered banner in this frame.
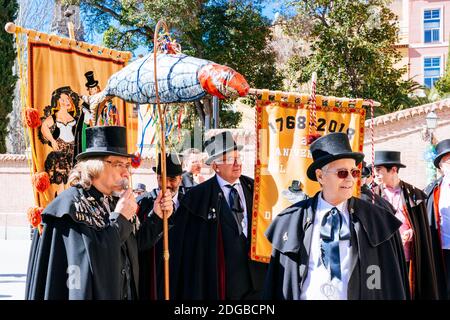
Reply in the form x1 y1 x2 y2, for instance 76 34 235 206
251 98 366 262
27 38 137 207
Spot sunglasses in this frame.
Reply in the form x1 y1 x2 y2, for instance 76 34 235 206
323 168 361 179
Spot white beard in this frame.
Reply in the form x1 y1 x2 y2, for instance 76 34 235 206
112 178 129 197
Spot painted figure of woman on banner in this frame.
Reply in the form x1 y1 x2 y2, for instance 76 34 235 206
38 86 81 195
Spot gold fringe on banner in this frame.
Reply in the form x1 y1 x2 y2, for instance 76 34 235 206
248 88 381 107
5 22 132 62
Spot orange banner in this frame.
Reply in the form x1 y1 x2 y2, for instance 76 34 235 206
251 99 366 263
27 39 137 207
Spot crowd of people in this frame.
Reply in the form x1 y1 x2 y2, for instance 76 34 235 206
24 125 450 300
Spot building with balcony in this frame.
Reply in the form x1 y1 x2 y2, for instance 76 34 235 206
391 0 450 89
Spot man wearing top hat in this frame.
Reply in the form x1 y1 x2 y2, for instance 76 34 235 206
25 126 174 300
359 161 394 214
170 131 267 299
424 138 450 299
135 153 188 300
263 133 409 300
373 150 440 299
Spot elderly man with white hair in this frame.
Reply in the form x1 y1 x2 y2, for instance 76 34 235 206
263 133 409 300
25 126 173 300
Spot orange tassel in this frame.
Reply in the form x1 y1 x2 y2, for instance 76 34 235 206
23 107 41 128
32 172 51 193
27 206 43 228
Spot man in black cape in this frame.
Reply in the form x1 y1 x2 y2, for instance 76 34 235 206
170 131 267 299
373 150 440 299
136 152 187 300
424 138 450 299
26 126 173 299
263 133 409 300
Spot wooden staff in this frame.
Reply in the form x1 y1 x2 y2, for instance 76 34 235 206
153 19 170 300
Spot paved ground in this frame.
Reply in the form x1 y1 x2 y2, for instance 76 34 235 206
0 239 31 300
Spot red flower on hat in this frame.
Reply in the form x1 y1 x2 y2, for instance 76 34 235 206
131 152 141 168
32 172 51 193
306 133 322 145
24 107 41 128
27 206 43 228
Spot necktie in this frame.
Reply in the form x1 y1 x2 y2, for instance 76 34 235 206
225 184 245 235
102 196 112 214
320 207 351 280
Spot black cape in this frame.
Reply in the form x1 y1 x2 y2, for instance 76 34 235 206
136 187 187 300
424 177 448 299
25 185 164 300
170 175 267 300
360 184 396 214
374 181 441 299
262 193 410 300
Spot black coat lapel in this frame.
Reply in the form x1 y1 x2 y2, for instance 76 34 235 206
299 195 317 288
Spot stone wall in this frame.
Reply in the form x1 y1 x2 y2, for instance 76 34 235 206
363 101 450 189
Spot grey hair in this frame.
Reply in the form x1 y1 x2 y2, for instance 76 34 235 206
68 156 106 189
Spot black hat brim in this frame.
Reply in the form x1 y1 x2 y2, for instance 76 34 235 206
434 151 450 168
373 160 406 168
85 81 99 88
307 152 365 181
152 167 183 177
76 150 134 161
205 145 243 165
361 166 371 178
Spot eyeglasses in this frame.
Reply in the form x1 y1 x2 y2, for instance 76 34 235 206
103 160 132 171
215 156 243 165
323 168 361 179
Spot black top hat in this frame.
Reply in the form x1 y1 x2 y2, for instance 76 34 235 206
84 71 99 88
361 161 373 178
434 138 450 168
51 86 79 110
153 153 183 177
307 132 364 181
374 151 406 168
75 126 134 161
288 180 303 193
204 131 243 165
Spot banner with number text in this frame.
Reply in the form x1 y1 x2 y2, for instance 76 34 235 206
250 97 366 262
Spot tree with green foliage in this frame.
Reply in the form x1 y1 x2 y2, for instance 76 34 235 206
0 0 18 153
66 0 282 127
435 39 450 98
283 0 423 116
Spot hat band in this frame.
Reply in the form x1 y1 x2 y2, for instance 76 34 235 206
84 146 129 154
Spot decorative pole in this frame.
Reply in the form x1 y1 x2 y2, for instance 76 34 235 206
309 72 317 136
369 99 375 204
153 19 170 300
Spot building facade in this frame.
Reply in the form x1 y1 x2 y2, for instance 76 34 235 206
391 0 450 88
